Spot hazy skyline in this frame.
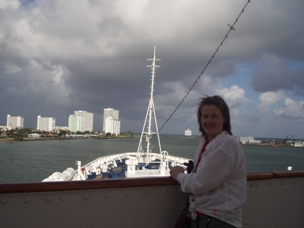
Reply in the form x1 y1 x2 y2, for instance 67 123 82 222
1 0 304 138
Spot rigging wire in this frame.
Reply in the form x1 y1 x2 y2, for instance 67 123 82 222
158 0 251 133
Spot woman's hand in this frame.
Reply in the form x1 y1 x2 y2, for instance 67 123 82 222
170 166 185 180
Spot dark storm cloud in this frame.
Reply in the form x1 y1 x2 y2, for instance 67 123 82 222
245 1 304 95
292 66 304 96
64 53 153 117
251 54 304 94
251 55 293 92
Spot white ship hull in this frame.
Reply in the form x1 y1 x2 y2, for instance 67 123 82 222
43 152 189 181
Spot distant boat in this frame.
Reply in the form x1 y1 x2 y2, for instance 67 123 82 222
184 129 192 137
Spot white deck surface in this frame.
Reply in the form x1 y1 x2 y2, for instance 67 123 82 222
125 169 171 178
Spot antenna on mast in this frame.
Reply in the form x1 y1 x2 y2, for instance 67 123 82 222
137 46 162 163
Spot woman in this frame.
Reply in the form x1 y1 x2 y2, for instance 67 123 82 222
170 95 246 228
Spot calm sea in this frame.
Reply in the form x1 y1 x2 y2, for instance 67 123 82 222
0 135 303 184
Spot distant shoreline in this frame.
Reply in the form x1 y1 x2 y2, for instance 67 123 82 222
1 136 302 149
0 138 15 142
0 136 134 142
93 136 134 140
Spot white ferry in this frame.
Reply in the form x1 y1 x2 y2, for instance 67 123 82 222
184 128 192 137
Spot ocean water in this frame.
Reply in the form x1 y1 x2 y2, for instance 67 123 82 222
0 135 303 184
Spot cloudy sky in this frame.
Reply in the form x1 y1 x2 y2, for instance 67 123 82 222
1 0 303 139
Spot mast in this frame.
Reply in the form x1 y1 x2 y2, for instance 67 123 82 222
137 46 161 162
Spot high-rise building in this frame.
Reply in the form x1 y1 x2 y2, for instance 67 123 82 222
37 115 56 132
6 114 24 130
68 115 82 132
103 108 120 135
68 110 93 132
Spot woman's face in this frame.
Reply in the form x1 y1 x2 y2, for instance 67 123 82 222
200 104 225 141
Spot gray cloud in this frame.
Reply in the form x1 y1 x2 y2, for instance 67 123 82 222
251 54 304 95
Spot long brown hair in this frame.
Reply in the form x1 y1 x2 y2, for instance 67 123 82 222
196 95 232 138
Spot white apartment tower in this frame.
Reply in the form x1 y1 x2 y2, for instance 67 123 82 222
7 114 24 130
68 110 93 132
68 115 81 133
37 115 56 132
103 108 120 135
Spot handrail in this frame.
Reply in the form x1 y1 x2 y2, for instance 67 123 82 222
247 170 304 180
1 171 304 194
0 177 178 194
